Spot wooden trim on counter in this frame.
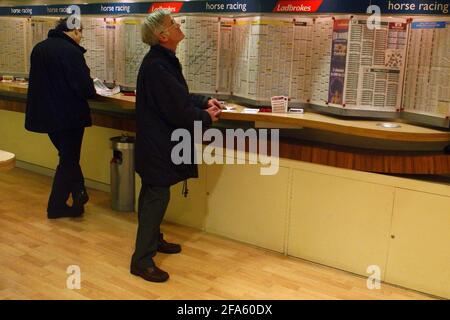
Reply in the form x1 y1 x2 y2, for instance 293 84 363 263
0 98 26 113
0 98 136 132
91 113 136 131
278 139 450 175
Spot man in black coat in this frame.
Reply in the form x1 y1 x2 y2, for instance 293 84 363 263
25 17 96 219
130 10 222 282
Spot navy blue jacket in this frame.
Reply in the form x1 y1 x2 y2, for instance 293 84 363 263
25 29 96 133
135 44 211 186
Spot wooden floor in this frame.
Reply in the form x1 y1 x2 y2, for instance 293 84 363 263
0 168 436 300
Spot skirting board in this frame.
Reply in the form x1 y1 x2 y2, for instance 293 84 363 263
15 160 110 193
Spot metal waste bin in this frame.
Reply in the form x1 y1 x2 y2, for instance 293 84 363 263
110 135 135 211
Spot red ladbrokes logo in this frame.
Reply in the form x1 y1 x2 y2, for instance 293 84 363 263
149 2 183 13
273 0 323 12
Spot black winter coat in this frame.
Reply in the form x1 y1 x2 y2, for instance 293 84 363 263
135 44 212 187
25 29 96 133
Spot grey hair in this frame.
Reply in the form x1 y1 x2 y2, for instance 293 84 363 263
141 9 171 46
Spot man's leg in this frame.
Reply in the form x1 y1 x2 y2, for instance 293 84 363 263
131 183 170 269
47 128 85 218
64 128 88 207
47 131 71 215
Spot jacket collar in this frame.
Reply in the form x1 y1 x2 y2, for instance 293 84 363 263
151 44 178 61
47 29 87 54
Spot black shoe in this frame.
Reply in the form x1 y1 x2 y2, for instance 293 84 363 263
158 234 182 254
130 265 169 282
47 205 84 219
73 188 89 207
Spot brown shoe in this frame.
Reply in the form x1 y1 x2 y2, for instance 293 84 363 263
158 234 182 254
130 265 169 283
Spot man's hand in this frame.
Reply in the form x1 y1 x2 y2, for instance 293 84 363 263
207 98 224 109
206 105 221 122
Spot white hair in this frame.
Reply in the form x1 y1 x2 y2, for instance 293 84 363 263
141 9 171 46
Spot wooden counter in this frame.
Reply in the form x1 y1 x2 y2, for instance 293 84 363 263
94 88 450 142
2 81 449 142
2 81 450 174
0 81 28 95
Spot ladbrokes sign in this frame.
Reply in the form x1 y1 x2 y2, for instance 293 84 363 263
149 2 184 13
272 0 324 12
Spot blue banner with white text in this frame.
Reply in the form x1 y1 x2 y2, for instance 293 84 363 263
0 0 448 16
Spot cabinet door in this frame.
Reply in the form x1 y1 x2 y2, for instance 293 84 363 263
165 164 208 230
288 169 395 278
386 188 450 299
205 162 290 253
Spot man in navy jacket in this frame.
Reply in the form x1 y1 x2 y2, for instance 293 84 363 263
131 10 222 282
25 17 96 219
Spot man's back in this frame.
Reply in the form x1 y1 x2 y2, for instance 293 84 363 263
25 29 95 133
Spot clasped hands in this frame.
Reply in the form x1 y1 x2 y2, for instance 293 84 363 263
206 98 224 122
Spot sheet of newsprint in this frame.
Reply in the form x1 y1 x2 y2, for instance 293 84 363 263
309 16 334 106
82 18 108 82
0 17 29 75
343 16 408 111
231 16 293 101
216 18 234 95
254 17 293 101
115 17 148 89
230 17 253 99
104 19 116 84
289 17 313 103
175 15 188 78
403 18 450 118
29 17 58 49
176 16 224 95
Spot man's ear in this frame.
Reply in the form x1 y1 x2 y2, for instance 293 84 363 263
158 32 169 44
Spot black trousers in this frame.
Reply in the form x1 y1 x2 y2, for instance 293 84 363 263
47 128 85 213
131 183 170 268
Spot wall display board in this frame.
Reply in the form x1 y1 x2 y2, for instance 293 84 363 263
403 19 450 119
0 1 448 127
